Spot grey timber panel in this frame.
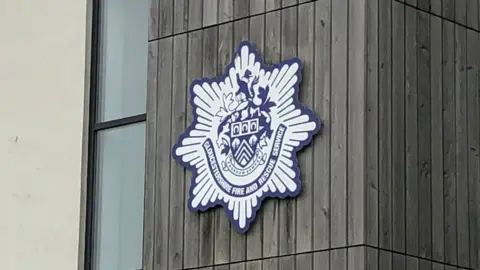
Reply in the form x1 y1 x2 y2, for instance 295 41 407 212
330 0 348 249
215 22 233 266
278 7 297 265
378 0 393 252
392 253 406 270
313 0 332 252
266 0 282 11
154 37 173 270
158 0 173 38
331 249 347 270
455 23 469 269
169 34 188 270
347 0 366 246
405 4 419 257
467 28 480 270
198 26 218 269
366 0 379 248
296 2 315 255
379 250 393 270
143 41 158 270
262 10 281 270
184 30 203 269
203 0 218 27
173 0 188 34
417 6 432 260
443 19 457 266
231 17 248 265
392 1 406 254
348 247 366 270
430 13 445 264
245 15 263 263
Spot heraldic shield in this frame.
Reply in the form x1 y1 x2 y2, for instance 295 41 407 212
172 41 321 233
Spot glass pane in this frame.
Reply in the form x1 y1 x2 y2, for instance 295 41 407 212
93 122 145 270
97 0 149 122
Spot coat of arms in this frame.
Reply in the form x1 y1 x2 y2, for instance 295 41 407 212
172 41 321 233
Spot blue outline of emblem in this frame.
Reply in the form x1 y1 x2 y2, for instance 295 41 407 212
172 41 321 233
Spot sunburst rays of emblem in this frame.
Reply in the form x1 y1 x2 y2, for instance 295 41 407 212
172 41 321 233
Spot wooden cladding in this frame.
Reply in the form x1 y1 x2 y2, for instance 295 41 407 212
145 0 480 269
366 1 480 269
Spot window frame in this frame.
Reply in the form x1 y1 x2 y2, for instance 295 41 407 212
82 0 147 269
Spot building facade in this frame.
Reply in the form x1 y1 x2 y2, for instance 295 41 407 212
1 0 479 270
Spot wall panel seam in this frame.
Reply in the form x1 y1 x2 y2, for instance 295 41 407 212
148 0 318 43
392 0 480 33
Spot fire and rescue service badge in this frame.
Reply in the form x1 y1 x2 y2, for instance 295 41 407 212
172 41 321 233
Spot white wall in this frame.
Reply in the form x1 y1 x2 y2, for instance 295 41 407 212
0 0 88 269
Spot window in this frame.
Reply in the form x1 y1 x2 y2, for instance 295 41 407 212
85 0 149 269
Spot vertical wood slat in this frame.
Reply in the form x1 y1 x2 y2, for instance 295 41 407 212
455 0 467 26
143 41 159 270
266 0 282 12
234 0 250 19
158 0 174 38
246 13 264 263
405 4 419 257
431 0 442 15
313 0 332 253
392 253 406 270
296 2 314 258
188 0 203 31
347 0 366 246
149 0 159 40
154 37 174 270
378 0 393 252
442 20 457 266
430 13 445 263
218 0 234 23
230 17 248 265
173 0 188 34
466 0 478 29
433 262 446 270
282 0 297 8
366 248 378 270
330 0 348 249
466 28 480 270
168 34 188 270
203 0 218 27
214 22 233 267
348 247 365 270
419 258 432 270
278 8 297 270
443 0 455 21
392 0 406 254
198 27 218 270
250 0 266 15
296 254 313 270
418 0 430 12
417 6 432 260
455 23 469 268
330 249 347 270
313 250 330 270
262 9 281 270
406 257 419 270
379 250 393 270
183 30 203 269
365 0 379 248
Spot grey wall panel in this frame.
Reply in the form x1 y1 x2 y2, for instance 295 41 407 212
366 0 379 248
392 0 406 254
144 1 480 269
430 11 445 264
366 3 480 270
154 37 173 270
313 0 332 253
